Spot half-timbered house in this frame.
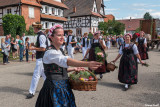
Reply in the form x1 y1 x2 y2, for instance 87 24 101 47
63 0 106 36
0 0 68 36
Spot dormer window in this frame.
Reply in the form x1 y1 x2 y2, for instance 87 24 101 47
92 1 97 13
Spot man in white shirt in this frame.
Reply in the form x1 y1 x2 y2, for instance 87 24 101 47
66 30 77 59
26 22 48 99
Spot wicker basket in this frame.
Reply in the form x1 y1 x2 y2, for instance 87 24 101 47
106 62 116 71
69 70 98 91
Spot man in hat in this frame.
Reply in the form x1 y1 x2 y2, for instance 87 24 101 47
26 22 49 99
81 32 89 58
66 30 77 59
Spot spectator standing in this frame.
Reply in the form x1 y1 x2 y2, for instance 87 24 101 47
18 36 24 62
1 38 9 65
10 37 17 59
25 37 30 62
15 35 20 58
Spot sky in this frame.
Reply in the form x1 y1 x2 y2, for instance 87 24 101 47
104 0 160 20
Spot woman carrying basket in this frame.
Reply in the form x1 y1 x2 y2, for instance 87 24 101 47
84 31 110 79
112 34 144 91
35 25 102 107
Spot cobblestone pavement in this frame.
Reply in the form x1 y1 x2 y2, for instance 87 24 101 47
0 48 160 107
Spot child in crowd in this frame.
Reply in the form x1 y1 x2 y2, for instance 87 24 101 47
25 37 30 62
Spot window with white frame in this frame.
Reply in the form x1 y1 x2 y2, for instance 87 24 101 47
7 8 11 14
45 22 48 28
45 6 48 14
52 23 55 27
77 18 82 23
58 9 61 16
52 8 55 15
29 7 34 18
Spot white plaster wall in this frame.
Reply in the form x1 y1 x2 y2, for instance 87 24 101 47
82 27 90 35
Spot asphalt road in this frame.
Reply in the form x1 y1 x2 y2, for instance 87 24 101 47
0 48 159 107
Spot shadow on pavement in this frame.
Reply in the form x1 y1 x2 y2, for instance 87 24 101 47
0 86 28 96
98 82 124 90
15 72 33 76
131 92 160 105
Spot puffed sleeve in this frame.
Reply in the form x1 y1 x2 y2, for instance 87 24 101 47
43 50 69 68
74 36 77 42
136 38 138 42
132 44 139 55
144 38 147 44
88 39 91 49
39 35 47 48
119 46 123 55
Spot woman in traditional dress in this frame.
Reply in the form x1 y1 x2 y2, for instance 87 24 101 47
112 34 144 91
136 31 149 60
84 31 109 79
35 25 102 107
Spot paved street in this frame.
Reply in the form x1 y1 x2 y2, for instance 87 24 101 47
0 48 160 107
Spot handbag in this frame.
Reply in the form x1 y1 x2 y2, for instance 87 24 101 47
14 44 17 50
106 62 117 71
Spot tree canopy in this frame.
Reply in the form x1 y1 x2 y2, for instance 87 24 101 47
98 20 125 36
2 14 26 38
143 12 152 20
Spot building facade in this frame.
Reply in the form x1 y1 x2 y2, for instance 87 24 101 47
0 0 68 36
63 0 106 36
117 18 144 35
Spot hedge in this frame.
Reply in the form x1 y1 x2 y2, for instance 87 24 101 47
2 14 26 38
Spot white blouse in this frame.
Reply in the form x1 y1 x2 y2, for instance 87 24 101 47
88 39 105 49
119 44 139 55
43 49 69 68
136 37 147 44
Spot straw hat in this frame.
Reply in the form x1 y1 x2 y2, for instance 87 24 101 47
32 22 42 29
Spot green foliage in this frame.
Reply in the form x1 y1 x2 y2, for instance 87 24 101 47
98 20 125 35
88 32 93 39
135 28 140 33
2 14 26 38
27 26 35 35
143 12 152 20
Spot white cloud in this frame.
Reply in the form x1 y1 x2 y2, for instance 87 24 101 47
135 8 155 13
132 3 147 7
150 5 160 7
104 0 111 2
151 12 160 18
105 8 117 11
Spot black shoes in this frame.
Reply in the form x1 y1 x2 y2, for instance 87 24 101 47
100 74 103 79
26 93 34 99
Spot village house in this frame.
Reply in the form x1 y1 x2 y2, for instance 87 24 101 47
0 0 68 36
104 14 115 22
63 0 106 36
117 18 144 35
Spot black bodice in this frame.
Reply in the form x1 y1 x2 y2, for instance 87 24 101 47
43 45 68 80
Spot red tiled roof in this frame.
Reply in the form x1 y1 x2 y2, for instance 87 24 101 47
104 14 115 22
40 0 68 9
41 14 67 21
21 0 41 7
0 0 21 7
91 12 102 17
117 18 144 31
0 0 41 7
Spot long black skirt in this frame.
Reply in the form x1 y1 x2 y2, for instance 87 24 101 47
36 79 76 107
118 54 138 85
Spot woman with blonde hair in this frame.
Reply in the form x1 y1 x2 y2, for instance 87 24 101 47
15 35 20 58
1 38 9 64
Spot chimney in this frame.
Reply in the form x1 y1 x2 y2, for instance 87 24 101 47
130 17 131 21
73 6 76 13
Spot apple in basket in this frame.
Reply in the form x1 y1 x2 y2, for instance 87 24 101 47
89 76 94 81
